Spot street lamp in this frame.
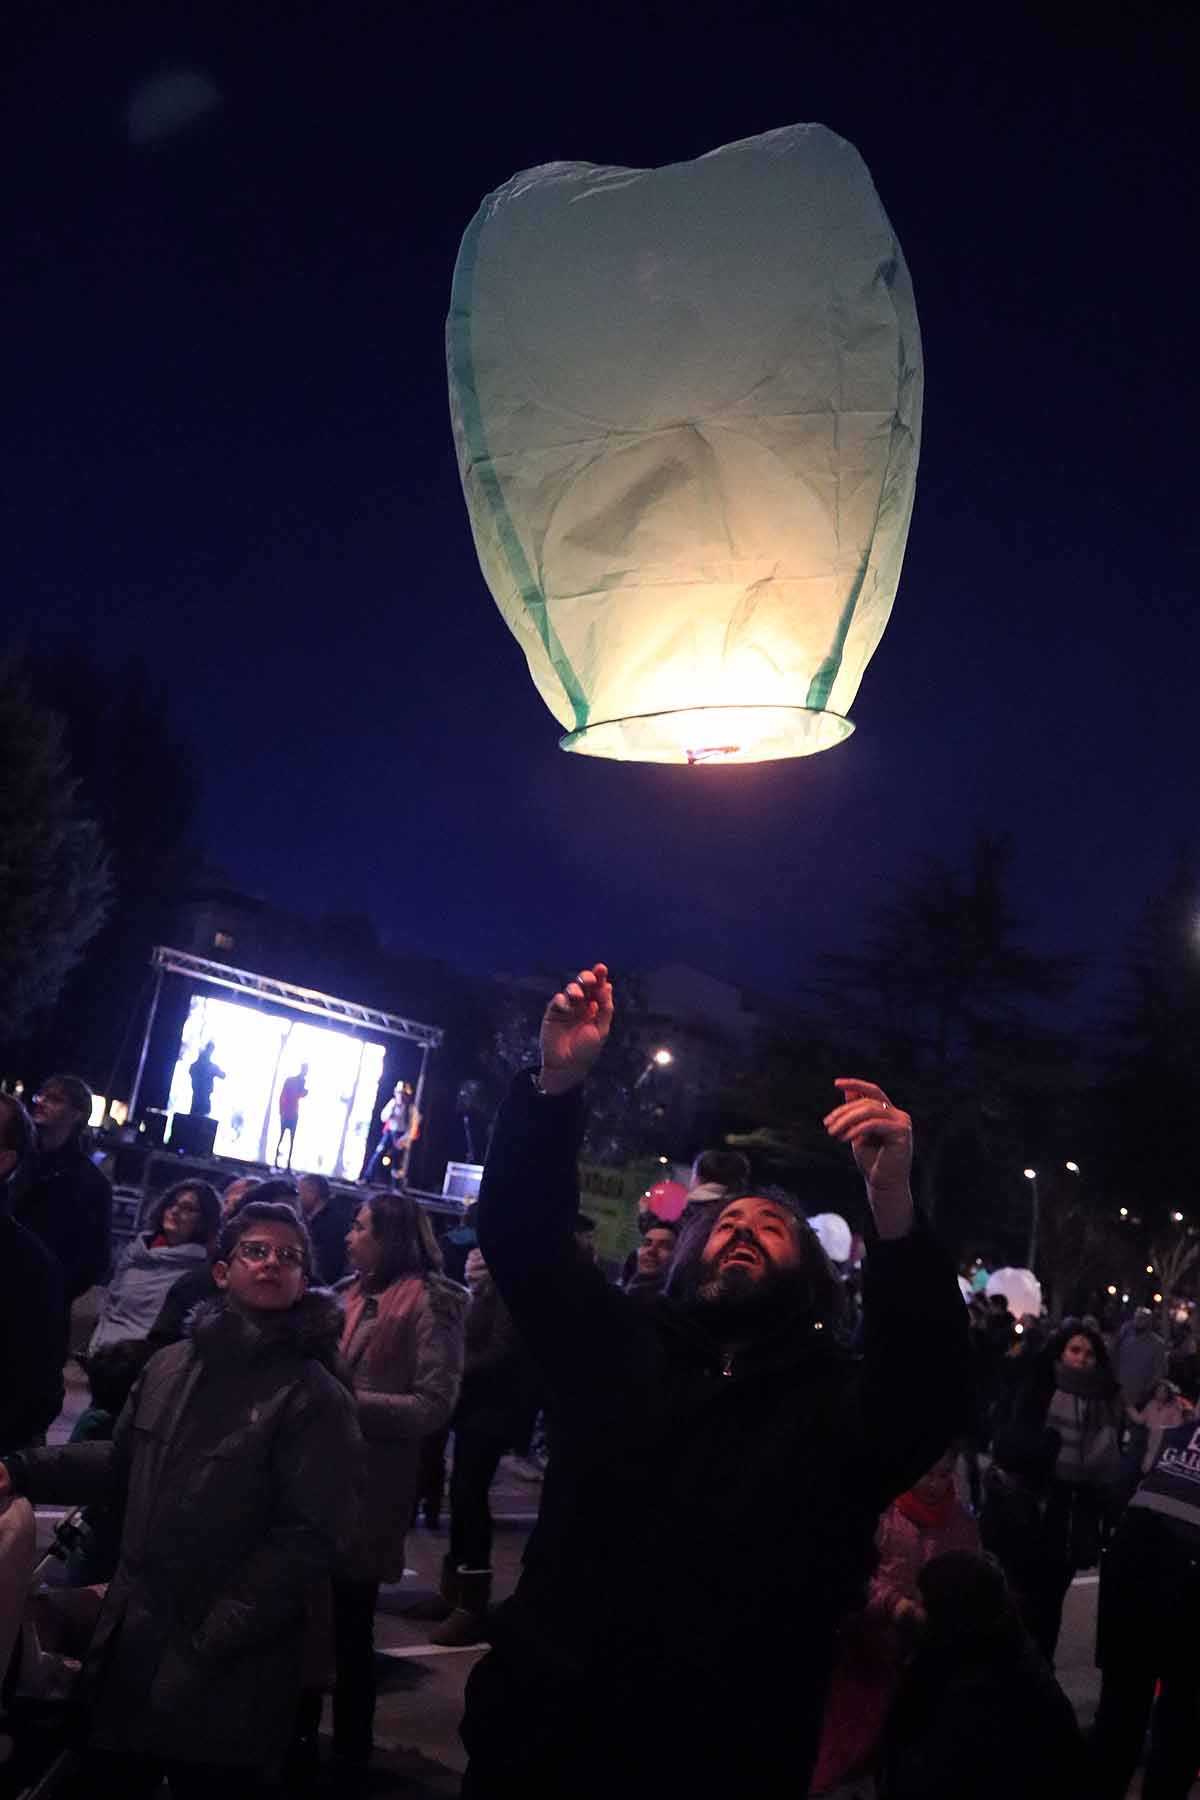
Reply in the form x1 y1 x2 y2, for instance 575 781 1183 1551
1106 1285 1118 1296
635 1047 674 1089
1172 1211 1185 1224
1065 1161 1080 1174
1119 1207 1129 1219
1023 1169 1040 1270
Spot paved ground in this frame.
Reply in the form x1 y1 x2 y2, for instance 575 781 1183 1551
35 1366 1200 1796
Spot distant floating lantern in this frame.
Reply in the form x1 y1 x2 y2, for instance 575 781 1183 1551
447 124 923 764
986 1268 1043 1320
807 1212 854 1265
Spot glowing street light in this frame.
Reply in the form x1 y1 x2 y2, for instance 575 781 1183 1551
1119 1207 1129 1219
635 1047 675 1089
1154 1292 1164 1304
449 124 923 765
1172 1211 1185 1223
1065 1161 1080 1174
1106 1285 1118 1296
1122 1293 1130 1303
1022 1169 1040 1270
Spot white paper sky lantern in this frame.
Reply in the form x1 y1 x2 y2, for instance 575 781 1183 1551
808 1212 853 1265
447 123 923 765
986 1268 1044 1320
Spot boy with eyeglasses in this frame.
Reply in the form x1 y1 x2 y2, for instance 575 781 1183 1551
0 1201 362 1799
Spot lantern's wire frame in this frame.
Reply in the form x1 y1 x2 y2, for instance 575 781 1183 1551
558 703 854 765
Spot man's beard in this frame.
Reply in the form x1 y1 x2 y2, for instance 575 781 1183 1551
691 1253 812 1327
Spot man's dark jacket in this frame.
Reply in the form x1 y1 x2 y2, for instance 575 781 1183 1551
462 1075 968 1797
304 1195 353 1287
7 1292 362 1770
455 1274 542 1443
13 1140 112 1301
0 1210 66 1448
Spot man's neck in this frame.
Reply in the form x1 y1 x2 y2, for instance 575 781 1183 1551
38 1128 74 1155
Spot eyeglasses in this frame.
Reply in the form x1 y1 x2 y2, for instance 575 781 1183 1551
233 1239 306 1269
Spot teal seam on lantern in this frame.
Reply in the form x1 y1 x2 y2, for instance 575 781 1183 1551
806 545 869 712
807 401 914 710
807 254 914 713
449 207 590 734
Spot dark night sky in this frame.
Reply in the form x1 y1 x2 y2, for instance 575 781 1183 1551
6 1 1196 1002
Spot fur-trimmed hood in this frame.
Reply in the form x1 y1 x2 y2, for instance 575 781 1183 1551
187 1289 346 1373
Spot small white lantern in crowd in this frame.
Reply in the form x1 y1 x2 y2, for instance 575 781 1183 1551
808 1212 854 1265
448 123 923 764
986 1267 1043 1320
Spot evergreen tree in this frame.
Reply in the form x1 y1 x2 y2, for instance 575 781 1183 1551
18 650 202 1088
1093 853 1200 1240
0 659 111 1049
809 834 1080 1252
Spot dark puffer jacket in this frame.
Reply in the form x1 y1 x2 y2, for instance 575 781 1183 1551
13 1140 112 1302
0 1211 66 1449
462 1075 968 1797
8 1292 362 1770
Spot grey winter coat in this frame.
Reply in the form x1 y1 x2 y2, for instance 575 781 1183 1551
10 1292 362 1770
89 1233 210 1354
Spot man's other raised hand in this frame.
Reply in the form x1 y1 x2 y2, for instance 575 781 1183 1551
538 964 613 1096
823 1078 915 1241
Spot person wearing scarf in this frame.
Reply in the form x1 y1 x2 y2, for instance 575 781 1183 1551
984 1324 1121 1662
301 1190 465 1791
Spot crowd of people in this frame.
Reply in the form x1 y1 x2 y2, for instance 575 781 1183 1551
1 976 1199 1798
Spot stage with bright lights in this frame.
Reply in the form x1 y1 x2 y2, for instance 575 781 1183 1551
129 946 444 1189
169 993 387 1178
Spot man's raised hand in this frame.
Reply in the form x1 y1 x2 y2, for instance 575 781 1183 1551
824 1078 914 1241
538 964 614 1096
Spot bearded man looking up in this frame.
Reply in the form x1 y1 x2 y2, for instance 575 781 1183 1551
459 964 967 1800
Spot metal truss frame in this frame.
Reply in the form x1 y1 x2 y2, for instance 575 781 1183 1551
149 945 443 1047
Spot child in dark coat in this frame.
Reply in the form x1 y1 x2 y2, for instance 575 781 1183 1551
881 1551 1084 1800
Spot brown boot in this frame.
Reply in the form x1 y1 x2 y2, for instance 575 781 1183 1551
428 1568 492 1645
402 1553 457 1622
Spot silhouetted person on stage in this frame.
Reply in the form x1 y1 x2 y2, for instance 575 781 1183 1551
188 1041 225 1117
362 1081 413 1184
275 1063 309 1170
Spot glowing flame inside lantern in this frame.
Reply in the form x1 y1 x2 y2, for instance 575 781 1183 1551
560 705 854 766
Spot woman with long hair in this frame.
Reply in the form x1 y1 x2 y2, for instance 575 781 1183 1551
321 1189 466 1785
88 1180 221 1354
982 1321 1121 1661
